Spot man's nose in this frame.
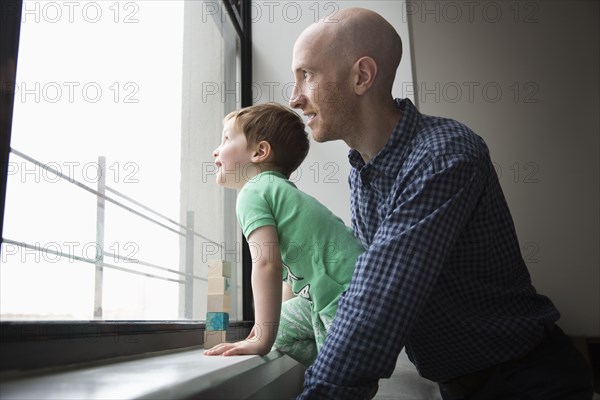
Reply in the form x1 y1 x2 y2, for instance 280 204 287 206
289 84 305 109
213 146 220 157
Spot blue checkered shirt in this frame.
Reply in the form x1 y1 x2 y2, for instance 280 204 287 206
298 98 559 399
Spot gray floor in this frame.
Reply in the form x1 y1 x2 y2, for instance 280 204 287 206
374 349 442 400
374 350 600 400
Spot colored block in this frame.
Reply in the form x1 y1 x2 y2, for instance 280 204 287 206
207 294 231 313
204 330 227 349
206 312 229 331
208 276 231 295
208 259 231 278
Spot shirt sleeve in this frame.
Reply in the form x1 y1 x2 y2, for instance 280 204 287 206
297 154 488 399
236 185 276 239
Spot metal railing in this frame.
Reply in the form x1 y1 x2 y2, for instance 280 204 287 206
2 148 222 319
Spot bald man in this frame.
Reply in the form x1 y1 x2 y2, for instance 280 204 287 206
289 7 593 400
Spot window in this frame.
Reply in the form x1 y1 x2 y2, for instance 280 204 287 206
0 0 253 368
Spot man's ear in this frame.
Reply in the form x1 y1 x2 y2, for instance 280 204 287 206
353 56 377 95
251 140 272 163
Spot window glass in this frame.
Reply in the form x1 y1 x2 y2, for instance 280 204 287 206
1 0 241 320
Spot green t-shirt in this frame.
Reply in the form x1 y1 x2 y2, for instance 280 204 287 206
236 171 364 321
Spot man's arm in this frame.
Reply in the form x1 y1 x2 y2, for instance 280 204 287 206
298 156 488 399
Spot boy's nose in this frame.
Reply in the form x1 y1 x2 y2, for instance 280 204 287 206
213 147 220 157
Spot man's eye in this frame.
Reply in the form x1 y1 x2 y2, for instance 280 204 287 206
303 71 309 80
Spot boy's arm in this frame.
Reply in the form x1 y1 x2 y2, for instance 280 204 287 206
205 225 282 356
282 282 295 302
249 225 283 352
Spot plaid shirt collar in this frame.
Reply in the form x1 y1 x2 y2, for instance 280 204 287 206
348 98 421 181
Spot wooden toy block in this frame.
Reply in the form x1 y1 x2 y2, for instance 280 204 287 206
204 330 227 349
207 294 231 313
206 312 229 331
208 259 231 278
208 276 231 295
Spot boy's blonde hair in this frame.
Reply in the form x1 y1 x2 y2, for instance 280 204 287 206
225 103 309 178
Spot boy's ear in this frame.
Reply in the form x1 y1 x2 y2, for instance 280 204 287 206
250 140 272 163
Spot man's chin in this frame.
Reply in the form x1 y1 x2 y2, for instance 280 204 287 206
310 129 331 143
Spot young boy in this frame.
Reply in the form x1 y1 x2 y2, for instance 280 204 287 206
204 103 364 366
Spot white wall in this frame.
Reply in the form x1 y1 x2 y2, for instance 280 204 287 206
180 1 242 320
252 1 599 336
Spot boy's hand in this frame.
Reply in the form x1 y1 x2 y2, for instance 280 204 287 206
203 339 269 356
204 326 271 356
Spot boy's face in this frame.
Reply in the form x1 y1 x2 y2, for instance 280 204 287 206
213 117 258 189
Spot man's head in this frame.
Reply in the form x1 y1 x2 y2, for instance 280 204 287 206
290 8 402 146
214 103 309 187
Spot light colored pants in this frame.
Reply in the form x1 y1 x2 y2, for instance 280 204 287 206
274 296 329 367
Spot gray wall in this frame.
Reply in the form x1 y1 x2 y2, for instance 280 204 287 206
252 1 599 336
408 0 599 336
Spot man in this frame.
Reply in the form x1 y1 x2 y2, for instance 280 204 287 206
289 7 593 400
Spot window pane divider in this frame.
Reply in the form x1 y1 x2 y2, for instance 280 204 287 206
1 238 208 284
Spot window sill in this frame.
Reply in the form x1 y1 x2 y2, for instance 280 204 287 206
0 347 305 399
